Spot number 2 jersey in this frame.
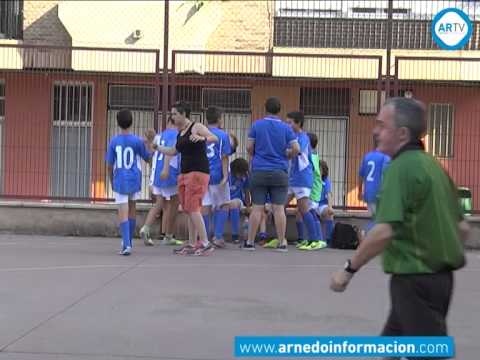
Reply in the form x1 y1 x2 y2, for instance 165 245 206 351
151 128 179 188
106 134 151 194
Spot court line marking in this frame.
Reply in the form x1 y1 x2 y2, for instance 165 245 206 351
0 263 478 272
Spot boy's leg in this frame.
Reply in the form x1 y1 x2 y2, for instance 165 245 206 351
141 192 164 246
128 198 137 248
295 210 305 244
165 194 181 245
298 196 317 242
229 199 241 242
115 192 130 255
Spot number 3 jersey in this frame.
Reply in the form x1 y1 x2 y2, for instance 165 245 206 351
151 128 179 188
106 134 151 194
206 127 232 185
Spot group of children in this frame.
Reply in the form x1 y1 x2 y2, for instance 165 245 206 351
106 107 336 256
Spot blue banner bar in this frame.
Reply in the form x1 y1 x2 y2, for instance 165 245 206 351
234 336 454 358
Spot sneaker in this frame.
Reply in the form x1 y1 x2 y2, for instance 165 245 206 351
298 241 313 251
263 238 279 249
242 241 256 251
173 244 195 255
119 247 132 256
140 228 154 246
295 240 308 249
162 236 183 246
275 244 288 253
307 241 327 251
193 243 215 256
213 239 226 249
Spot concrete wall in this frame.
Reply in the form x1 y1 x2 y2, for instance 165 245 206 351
1 202 479 249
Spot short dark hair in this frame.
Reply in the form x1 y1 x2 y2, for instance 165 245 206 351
265 97 281 115
230 158 249 177
307 132 318 149
384 97 426 141
205 106 222 125
117 109 133 129
173 101 191 119
287 111 305 128
320 160 329 180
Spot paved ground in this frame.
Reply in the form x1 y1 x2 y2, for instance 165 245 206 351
0 234 478 360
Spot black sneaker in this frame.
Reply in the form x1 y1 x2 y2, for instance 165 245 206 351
275 244 288 253
242 241 255 251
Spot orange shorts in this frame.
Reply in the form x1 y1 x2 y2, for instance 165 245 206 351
178 172 210 213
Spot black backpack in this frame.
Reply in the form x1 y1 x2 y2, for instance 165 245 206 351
331 223 359 250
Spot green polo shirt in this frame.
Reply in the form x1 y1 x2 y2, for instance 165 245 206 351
310 153 323 202
376 149 465 274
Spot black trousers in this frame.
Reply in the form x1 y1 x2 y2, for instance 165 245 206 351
381 272 454 360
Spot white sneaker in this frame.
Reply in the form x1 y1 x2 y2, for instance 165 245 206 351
140 227 154 246
119 247 132 256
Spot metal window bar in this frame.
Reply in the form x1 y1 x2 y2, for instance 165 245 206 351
428 103 454 158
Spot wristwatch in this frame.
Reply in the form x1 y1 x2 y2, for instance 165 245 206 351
344 259 358 274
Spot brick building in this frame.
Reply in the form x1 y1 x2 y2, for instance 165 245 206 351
0 0 479 211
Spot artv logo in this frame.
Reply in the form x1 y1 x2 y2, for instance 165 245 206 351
432 8 473 50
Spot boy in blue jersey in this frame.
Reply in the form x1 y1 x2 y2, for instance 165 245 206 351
140 116 182 247
106 109 151 255
201 106 232 248
227 158 251 243
265 111 321 250
358 138 391 232
317 160 335 245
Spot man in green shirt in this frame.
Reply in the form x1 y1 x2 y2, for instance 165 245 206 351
330 98 469 359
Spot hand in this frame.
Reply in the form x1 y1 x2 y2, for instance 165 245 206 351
357 192 363 202
160 170 169 180
330 270 354 292
144 128 156 143
190 134 205 143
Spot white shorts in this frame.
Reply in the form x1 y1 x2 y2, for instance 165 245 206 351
202 183 231 208
367 202 376 217
114 192 141 204
288 187 311 200
152 185 178 200
317 204 329 217
228 198 246 210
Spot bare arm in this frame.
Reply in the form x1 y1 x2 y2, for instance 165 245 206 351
350 223 393 270
192 123 218 143
330 223 393 292
358 177 364 202
247 138 255 157
107 165 113 188
289 141 300 158
220 155 229 186
160 155 171 180
154 143 177 156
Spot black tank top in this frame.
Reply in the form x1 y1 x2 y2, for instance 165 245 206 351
175 121 210 174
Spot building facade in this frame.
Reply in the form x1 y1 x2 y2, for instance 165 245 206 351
1 0 479 210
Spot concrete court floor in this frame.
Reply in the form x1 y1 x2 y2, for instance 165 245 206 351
0 234 478 360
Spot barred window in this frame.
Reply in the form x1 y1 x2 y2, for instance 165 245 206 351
427 104 454 158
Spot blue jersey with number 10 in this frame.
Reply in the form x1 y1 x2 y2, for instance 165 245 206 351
106 134 150 194
206 127 231 185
